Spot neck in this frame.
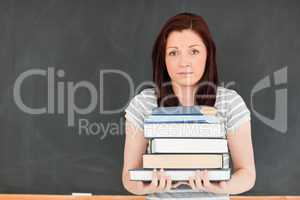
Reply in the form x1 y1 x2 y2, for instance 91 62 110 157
172 83 196 106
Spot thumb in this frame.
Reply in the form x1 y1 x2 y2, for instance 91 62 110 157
219 181 227 189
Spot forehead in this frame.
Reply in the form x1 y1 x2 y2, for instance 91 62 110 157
166 29 204 48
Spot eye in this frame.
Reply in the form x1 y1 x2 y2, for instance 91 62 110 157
191 49 199 55
168 51 177 56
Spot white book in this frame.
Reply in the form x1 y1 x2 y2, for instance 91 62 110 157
150 139 228 153
129 168 231 181
144 123 225 138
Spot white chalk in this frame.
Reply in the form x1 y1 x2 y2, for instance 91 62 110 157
72 193 92 196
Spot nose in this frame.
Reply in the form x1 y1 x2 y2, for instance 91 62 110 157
179 52 192 68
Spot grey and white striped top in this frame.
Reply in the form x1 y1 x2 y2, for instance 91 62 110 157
124 86 251 134
124 86 251 197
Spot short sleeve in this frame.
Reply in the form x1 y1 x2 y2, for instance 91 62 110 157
226 90 251 133
124 93 147 132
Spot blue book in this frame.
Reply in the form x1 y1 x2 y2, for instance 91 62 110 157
151 106 217 116
144 115 221 124
151 106 202 115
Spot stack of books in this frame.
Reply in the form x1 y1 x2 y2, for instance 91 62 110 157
129 106 230 199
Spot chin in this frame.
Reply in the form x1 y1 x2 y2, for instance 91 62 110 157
175 79 199 87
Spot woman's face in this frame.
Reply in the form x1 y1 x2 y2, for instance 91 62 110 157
165 29 207 88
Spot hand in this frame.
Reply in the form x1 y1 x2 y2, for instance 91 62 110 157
137 168 172 194
188 170 229 194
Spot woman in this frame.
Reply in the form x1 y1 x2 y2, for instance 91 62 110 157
122 12 256 196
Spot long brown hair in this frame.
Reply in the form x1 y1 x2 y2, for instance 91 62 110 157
152 12 219 107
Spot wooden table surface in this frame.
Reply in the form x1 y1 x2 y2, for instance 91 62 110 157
0 195 299 200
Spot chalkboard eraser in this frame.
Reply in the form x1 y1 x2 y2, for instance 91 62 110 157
72 193 92 196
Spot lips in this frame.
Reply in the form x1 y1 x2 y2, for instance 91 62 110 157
177 72 193 75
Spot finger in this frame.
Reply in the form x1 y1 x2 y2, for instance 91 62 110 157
165 175 172 192
219 181 227 188
136 180 145 189
188 176 196 190
158 169 166 192
202 170 214 191
195 170 205 191
149 169 158 189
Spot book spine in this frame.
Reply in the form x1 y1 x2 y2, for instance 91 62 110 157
144 123 225 138
150 139 228 153
223 153 229 169
129 169 231 181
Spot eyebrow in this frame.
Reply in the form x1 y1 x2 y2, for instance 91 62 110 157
166 44 202 49
189 44 202 48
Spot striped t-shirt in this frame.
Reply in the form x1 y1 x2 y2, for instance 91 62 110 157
124 86 251 134
124 86 251 197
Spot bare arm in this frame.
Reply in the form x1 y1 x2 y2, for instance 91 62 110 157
225 120 256 194
189 120 256 194
122 120 148 195
122 120 172 195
